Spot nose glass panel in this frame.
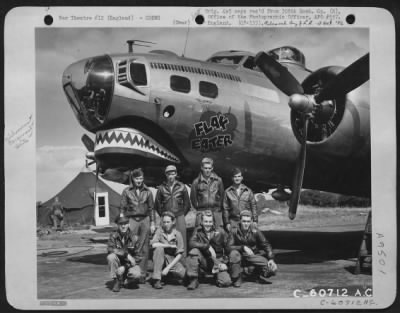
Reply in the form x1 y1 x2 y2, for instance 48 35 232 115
62 55 114 130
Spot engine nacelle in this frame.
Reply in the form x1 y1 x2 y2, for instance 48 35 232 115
290 66 370 158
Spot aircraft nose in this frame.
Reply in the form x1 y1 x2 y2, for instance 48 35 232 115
62 55 114 131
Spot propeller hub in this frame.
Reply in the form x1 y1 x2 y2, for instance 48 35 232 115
288 94 314 113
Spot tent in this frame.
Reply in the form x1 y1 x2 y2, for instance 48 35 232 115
37 167 122 226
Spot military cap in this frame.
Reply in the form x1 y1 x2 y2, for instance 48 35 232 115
240 210 252 218
115 214 129 224
165 165 177 173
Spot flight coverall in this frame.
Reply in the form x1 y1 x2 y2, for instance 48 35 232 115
190 172 224 227
154 181 191 255
150 228 186 281
186 225 232 287
106 228 142 283
223 184 258 228
227 224 276 280
120 184 155 278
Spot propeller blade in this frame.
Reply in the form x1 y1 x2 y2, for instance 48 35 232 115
81 134 95 152
289 116 309 220
255 51 304 96
315 53 369 103
94 164 100 207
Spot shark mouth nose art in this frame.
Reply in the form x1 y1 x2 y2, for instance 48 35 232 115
94 128 180 163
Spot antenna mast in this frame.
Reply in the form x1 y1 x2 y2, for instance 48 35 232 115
182 23 191 57
126 39 156 53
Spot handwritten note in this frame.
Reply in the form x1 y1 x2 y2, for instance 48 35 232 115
5 115 34 149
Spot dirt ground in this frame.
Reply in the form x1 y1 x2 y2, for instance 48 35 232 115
37 205 372 299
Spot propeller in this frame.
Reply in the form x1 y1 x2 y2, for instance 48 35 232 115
254 52 304 96
288 116 309 219
255 52 370 219
315 53 369 103
81 134 95 152
81 134 96 166
81 134 101 205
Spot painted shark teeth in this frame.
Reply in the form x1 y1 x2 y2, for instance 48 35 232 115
95 128 180 163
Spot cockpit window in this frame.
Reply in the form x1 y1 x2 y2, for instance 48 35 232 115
130 63 147 86
267 46 306 67
209 56 243 65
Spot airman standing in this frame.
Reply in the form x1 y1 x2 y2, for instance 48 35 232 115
190 157 224 228
120 168 155 283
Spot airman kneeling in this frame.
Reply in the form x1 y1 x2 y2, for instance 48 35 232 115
227 210 278 287
107 214 142 292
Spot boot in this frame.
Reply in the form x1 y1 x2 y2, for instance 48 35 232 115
187 278 199 290
112 277 122 292
232 274 242 288
153 280 163 289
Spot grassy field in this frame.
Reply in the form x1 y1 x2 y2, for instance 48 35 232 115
256 205 371 231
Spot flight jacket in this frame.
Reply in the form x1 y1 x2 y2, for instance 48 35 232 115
189 225 228 259
223 184 258 225
120 184 155 222
190 172 224 212
227 224 274 260
107 228 142 263
154 181 191 217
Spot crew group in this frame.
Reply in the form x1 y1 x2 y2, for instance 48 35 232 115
107 157 278 292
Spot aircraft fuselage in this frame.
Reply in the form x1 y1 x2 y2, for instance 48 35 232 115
62 50 370 197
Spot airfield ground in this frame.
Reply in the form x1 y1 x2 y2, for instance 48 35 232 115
37 205 372 299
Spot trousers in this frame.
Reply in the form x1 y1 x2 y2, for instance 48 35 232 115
175 215 187 256
186 248 231 287
106 253 141 282
151 247 186 281
129 216 150 277
229 250 276 279
51 214 64 228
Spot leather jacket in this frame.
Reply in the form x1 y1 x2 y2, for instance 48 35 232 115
107 228 142 262
223 184 257 225
190 172 224 212
227 224 274 260
189 225 228 259
154 181 190 217
120 184 155 222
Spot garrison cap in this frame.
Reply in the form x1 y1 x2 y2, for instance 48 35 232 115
115 214 129 224
165 165 177 173
240 210 252 218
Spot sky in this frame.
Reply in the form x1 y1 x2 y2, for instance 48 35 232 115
36 27 368 201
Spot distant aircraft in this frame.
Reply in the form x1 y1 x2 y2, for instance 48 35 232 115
62 40 370 219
